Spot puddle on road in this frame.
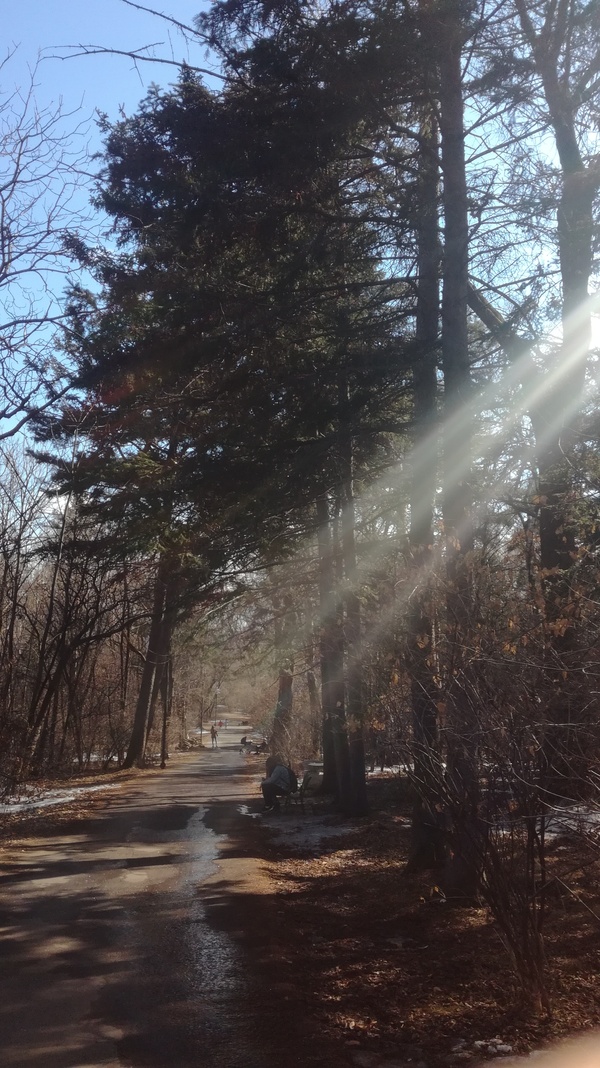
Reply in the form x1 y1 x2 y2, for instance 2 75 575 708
107 803 267 1068
186 807 222 882
177 809 268 1066
185 809 246 995
237 804 261 819
184 913 241 996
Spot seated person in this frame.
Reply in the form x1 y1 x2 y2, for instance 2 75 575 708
261 757 292 811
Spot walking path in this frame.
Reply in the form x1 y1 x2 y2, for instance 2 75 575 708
0 736 341 1068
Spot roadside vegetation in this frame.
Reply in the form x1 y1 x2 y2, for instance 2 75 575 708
257 775 600 1067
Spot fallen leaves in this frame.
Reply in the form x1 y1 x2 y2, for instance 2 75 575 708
260 796 600 1068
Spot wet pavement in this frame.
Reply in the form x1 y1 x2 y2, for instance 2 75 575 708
0 741 291 1068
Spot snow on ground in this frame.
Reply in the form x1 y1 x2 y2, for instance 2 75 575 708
238 796 358 854
545 804 600 839
263 812 359 853
0 783 114 813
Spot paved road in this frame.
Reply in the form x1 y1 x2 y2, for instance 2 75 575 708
0 742 281 1068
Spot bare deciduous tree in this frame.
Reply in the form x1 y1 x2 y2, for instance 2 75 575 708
0 51 90 435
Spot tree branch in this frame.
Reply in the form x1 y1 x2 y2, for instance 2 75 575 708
48 44 226 83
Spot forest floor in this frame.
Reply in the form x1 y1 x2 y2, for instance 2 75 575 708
240 771 600 1068
2 759 600 1068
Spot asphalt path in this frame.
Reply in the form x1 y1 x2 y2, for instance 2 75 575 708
0 736 287 1068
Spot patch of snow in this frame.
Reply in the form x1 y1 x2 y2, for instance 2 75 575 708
452 1039 513 1061
545 804 600 837
367 765 411 777
262 812 359 854
237 804 261 819
0 783 113 813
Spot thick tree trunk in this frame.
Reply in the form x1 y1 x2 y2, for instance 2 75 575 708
306 666 321 756
509 4 597 563
145 619 173 752
438 3 480 900
270 662 293 758
513 0 600 798
145 602 175 751
537 164 595 799
269 583 296 757
160 654 173 768
533 67 595 579
407 108 444 871
316 493 347 797
331 501 354 814
123 559 169 769
341 433 368 817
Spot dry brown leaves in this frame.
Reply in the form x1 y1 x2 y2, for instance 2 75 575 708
260 792 600 1068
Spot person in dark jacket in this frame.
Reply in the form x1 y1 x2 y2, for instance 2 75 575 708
261 758 291 811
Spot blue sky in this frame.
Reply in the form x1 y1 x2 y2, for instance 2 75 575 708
1 2 216 389
6 1 212 135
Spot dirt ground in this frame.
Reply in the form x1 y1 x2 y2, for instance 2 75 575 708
3 760 600 1068
230 769 600 1068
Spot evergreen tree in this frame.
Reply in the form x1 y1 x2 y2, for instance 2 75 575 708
38 68 413 781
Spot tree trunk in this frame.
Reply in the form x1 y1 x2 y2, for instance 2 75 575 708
407 105 444 870
341 425 368 817
145 617 173 754
512 0 600 799
437 2 480 900
270 662 294 758
331 499 354 814
160 654 172 768
306 666 321 757
316 492 353 809
123 558 169 769
316 493 339 794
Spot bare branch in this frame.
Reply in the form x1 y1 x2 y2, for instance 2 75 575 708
45 44 226 83
118 0 209 44
0 56 93 435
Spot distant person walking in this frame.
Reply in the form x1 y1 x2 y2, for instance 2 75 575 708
210 724 218 749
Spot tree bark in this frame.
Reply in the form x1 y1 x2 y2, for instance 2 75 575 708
341 426 368 817
160 654 172 768
437 1 480 899
316 493 346 797
306 666 321 757
512 0 600 798
123 557 169 769
407 105 444 870
331 499 354 814
270 662 294 758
